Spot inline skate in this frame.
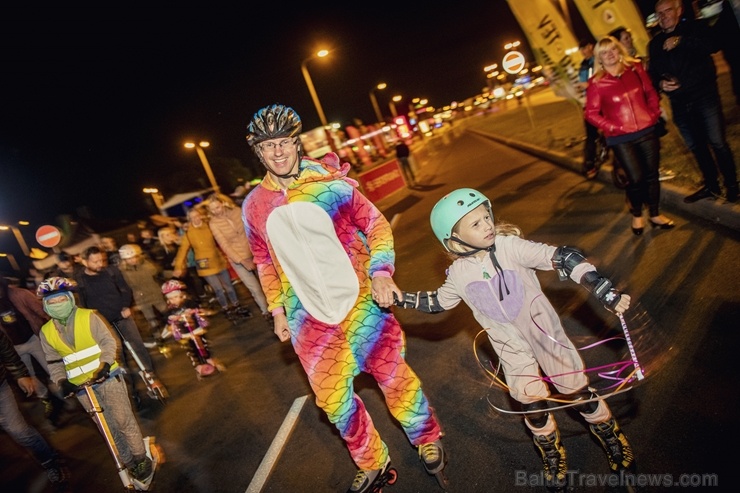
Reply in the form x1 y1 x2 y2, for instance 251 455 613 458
589 418 634 472
419 439 448 490
347 458 397 493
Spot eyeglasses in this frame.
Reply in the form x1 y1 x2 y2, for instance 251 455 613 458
260 138 296 152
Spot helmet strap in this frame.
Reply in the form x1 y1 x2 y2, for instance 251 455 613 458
487 245 510 300
447 236 491 257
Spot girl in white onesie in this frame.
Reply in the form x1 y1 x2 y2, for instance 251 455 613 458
395 188 635 491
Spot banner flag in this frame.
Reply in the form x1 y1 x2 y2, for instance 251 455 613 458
506 0 584 104
571 0 651 57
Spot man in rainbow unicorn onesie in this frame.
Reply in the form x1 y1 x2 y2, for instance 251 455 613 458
241 104 446 493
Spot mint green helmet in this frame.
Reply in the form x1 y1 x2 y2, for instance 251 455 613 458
430 188 491 251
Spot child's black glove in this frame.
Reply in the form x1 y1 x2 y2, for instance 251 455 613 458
59 379 79 397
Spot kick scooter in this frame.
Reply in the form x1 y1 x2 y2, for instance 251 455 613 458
112 322 168 404
78 380 164 491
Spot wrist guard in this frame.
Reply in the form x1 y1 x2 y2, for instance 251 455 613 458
552 246 587 281
580 271 622 311
393 291 444 313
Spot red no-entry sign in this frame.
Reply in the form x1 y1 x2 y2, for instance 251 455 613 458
36 225 61 248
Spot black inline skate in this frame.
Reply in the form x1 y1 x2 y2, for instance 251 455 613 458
419 439 448 490
346 458 397 493
533 430 569 492
589 418 634 472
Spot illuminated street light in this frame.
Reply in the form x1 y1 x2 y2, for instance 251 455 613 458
484 63 500 90
184 141 220 193
143 187 165 211
301 49 337 153
504 41 521 50
389 95 403 118
369 82 387 124
0 222 30 256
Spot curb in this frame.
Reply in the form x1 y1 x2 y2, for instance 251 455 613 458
468 128 740 232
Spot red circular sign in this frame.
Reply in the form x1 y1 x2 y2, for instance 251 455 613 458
502 51 526 74
36 225 61 248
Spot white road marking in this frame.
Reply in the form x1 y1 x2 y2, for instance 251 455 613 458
390 213 401 229
245 394 309 493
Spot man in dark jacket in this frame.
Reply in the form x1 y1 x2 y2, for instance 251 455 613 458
0 276 65 426
0 329 70 491
394 141 417 187
648 0 738 203
77 246 162 405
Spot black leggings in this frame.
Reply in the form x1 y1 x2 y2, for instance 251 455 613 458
612 130 661 217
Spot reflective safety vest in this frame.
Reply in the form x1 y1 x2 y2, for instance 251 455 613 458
41 308 119 385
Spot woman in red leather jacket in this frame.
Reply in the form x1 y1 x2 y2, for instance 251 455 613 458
585 36 675 235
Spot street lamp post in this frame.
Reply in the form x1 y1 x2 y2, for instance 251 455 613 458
0 223 30 257
389 95 403 118
184 141 220 193
143 188 165 212
300 49 338 153
369 82 387 124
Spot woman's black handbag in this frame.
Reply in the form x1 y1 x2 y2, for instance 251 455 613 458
655 116 669 138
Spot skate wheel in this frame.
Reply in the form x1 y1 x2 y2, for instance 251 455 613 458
435 471 449 489
386 467 397 485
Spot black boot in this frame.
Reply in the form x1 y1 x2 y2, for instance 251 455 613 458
726 182 739 203
43 457 71 493
42 396 65 427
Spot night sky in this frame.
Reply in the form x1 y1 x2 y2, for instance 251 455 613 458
1 2 653 231
0 4 535 227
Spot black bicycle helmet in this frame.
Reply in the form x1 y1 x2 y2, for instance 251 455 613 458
246 104 302 148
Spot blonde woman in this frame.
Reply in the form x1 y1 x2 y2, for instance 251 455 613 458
173 207 250 322
585 36 674 235
206 193 270 322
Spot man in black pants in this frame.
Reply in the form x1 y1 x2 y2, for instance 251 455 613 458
648 0 738 203
77 246 164 406
394 141 417 187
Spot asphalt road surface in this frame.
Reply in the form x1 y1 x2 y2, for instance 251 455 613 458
2 119 736 492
